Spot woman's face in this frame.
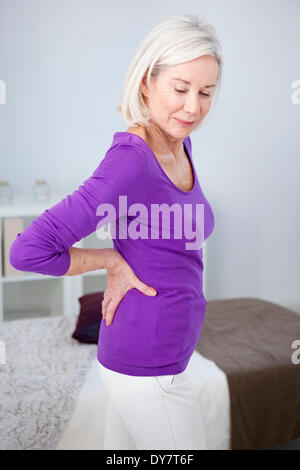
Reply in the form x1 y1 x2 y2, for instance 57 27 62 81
140 55 219 137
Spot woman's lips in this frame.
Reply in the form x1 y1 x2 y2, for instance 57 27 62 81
174 118 195 127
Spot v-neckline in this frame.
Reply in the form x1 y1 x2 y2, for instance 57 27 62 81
114 132 196 195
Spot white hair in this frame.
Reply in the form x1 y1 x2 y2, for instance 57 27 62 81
117 14 223 129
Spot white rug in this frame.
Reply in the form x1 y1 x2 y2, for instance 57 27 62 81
0 315 97 450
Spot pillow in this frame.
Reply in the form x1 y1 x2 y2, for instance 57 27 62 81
71 291 104 344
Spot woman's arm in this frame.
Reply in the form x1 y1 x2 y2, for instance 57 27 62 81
9 144 150 276
65 247 115 276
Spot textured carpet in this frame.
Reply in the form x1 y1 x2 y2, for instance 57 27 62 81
0 315 97 450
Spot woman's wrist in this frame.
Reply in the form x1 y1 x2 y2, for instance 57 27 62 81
100 247 117 271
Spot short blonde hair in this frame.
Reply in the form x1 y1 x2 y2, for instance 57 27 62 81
117 14 223 128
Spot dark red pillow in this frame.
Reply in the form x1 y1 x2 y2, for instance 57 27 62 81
72 291 104 344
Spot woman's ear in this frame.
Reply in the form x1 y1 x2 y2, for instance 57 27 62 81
140 69 149 98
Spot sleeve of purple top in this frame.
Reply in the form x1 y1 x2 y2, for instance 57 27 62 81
9 145 149 276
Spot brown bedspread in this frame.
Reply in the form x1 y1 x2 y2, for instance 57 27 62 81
194 297 300 450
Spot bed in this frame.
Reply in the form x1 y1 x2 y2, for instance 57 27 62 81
0 297 299 450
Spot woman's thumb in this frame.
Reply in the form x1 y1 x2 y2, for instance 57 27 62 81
136 279 157 296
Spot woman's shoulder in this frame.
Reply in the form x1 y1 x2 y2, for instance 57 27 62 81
125 125 147 139
97 127 149 179
106 126 149 165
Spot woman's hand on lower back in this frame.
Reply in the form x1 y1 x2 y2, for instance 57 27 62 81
102 249 157 326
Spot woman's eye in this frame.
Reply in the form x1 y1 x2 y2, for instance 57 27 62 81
175 89 210 97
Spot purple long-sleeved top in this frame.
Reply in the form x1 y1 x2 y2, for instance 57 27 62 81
9 131 214 376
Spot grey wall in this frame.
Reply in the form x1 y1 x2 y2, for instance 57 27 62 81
0 0 299 312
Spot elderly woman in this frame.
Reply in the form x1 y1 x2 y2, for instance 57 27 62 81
10 14 222 450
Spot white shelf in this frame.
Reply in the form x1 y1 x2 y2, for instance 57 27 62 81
0 193 111 322
82 269 106 277
0 193 64 217
0 268 106 283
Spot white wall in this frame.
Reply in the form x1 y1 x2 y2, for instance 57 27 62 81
0 0 299 312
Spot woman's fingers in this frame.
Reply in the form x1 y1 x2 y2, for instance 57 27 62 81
101 257 158 328
104 296 123 326
101 296 111 320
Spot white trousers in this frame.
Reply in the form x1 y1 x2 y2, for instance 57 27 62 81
97 360 206 450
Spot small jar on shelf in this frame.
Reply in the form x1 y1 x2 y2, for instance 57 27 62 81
32 179 50 202
0 180 13 203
